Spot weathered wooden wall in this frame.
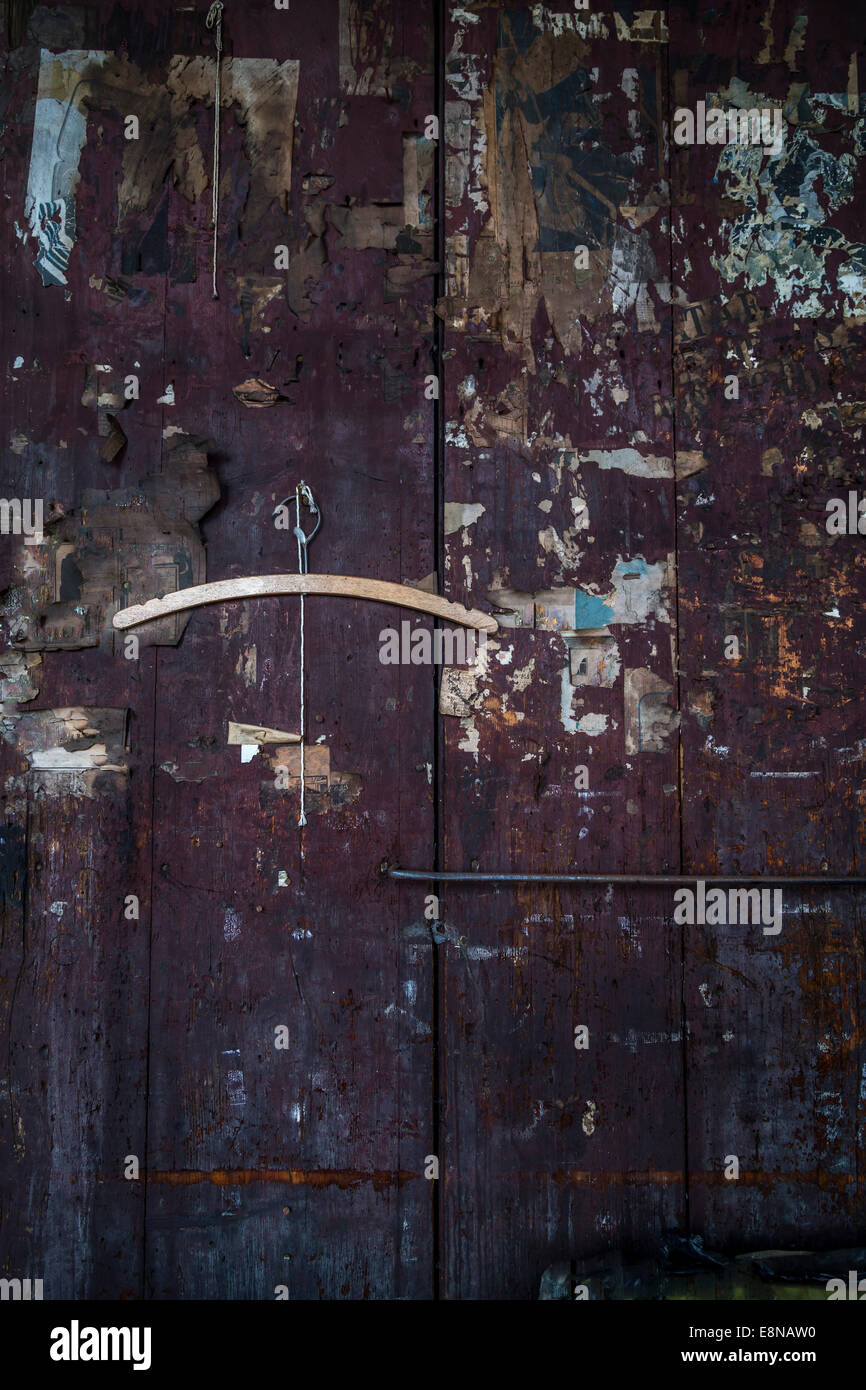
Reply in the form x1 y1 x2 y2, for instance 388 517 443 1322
0 0 864 1300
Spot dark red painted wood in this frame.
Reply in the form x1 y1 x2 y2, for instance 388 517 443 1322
1 0 864 1304
438 1 684 1299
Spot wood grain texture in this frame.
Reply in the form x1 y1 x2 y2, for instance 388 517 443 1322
669 0 866 1253
434 0 866 1298
138 0 438 1301
1 0 438 1301
0 0 864 1305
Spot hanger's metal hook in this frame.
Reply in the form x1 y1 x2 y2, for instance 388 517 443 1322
270 480 322 831
293 482 320 575
272 481 322 574
293 482 321 572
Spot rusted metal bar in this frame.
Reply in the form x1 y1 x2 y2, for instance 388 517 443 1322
389 869 866 885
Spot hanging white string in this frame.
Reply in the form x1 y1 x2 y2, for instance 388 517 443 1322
205 1 224 299
295 486 307 826
291 483 319 828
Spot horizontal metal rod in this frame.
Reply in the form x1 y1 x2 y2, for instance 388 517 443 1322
389 869 866 886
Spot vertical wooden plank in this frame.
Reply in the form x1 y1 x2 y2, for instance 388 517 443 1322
0 1 160 1296
438 3 684 1298
0 681 153 1298
670 0 866 1247
142 0 438 1298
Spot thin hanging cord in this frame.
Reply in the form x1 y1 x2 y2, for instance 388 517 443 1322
205 1 224 299
291 482 320 829
272 482 320 832
295 486 307 827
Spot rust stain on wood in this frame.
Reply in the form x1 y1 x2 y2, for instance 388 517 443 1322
141 1167 420 1190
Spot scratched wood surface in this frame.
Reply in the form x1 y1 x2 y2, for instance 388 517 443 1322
0 0 437 1300
437 0 865 1299
438 0 684 1300
669 0 866 1253
0 0 864 1303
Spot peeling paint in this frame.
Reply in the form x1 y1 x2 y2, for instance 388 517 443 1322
0 706 128 797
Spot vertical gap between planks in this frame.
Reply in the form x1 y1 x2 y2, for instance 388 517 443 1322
141 648 159 1297
142 260 171 1295
431 0 446 1301
663 13 692 1237
12 793 32 1232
